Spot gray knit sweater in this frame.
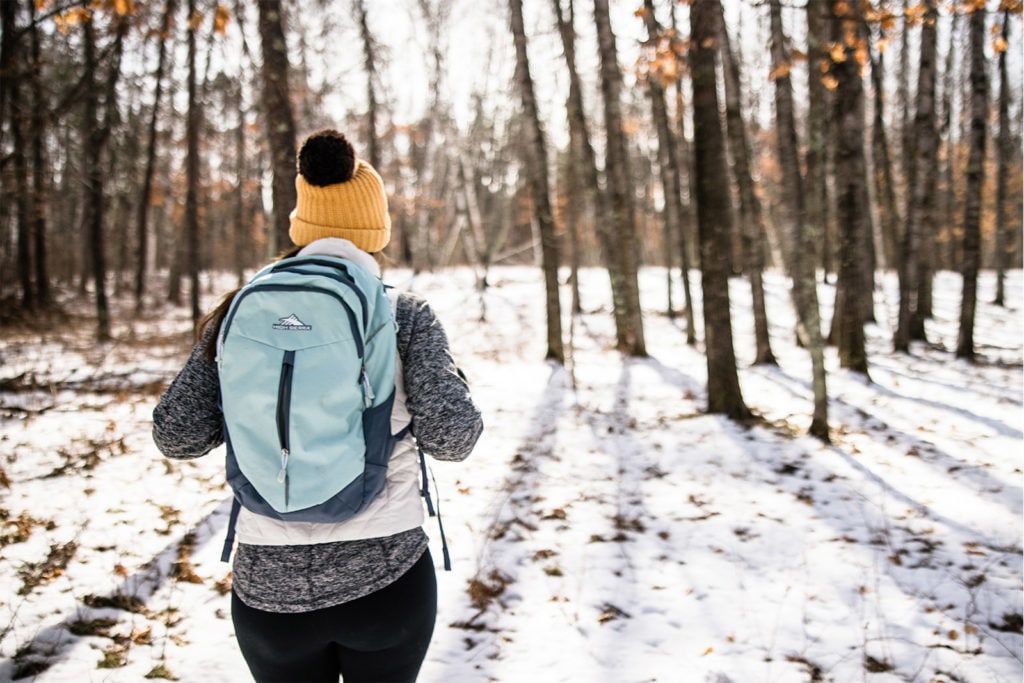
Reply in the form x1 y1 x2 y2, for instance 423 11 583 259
152 290 482 612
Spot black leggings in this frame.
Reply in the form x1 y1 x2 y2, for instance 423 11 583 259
231 550 437 682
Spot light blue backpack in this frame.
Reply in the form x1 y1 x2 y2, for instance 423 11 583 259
216 254 402 560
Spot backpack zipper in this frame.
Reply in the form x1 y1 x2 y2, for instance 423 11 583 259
276 350 296 507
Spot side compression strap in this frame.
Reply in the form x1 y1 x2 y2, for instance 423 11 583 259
418 448 452 571
221 498 242 562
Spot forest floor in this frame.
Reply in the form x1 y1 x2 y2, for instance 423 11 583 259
0 266 1021 683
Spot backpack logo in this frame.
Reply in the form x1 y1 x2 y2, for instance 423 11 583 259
273 313 312 331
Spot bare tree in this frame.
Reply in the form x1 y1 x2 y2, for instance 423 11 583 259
257 0 297 253
895 0 939 352
714 0 775 366
83 11 128 341
993 8 1012 307
956 3 988 359
769 0 829 441
508 0 563 363
805 0 832 278
829 0 869 375
355 0 380 171
186 0 201 327
866 17 902 271
690 0 749 420
28 0 51 307
593 0 646 356
135 0 177 312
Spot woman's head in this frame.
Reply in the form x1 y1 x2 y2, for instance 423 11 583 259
288 129 391 253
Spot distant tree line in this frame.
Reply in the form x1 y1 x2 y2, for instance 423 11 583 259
1 0 1021 440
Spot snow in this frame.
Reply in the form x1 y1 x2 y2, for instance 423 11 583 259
0 266 1021 682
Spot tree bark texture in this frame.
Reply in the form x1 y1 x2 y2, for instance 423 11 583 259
257 0 298 254
956 5 988 359
186 0 202 328
552 0 631 338
868 42 901 271
714 0 775 366
135 0 176 311
805 0 832 278
895 0 938 351
829 1 869 375
689 0 749 420
509 0 564 363
993 9 1011 307
355 0 380 171
769 0 828 440
593 0 646 356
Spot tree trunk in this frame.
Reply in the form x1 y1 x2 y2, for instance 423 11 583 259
829 0 869 376
895 0 938 351
993 9 1011 307
938 9 960 273
956 5 988 359
769 0 829 441
257 0 297 254
867 38 901 271
26 0 50 307
593 0 646 356
714 0 775 366
135 0 176 312
355 0 380 171
669 2 697 346
509 0 564 363
805 0 832 280
83 15 127 341
690 0 748 420
186 0 201 327
553 0 639 342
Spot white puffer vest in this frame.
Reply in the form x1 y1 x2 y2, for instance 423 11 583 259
232 238 425 546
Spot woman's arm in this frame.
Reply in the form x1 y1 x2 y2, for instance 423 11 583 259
152 326 225 459
396 293 483 461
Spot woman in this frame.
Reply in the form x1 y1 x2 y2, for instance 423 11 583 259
152 129 483 682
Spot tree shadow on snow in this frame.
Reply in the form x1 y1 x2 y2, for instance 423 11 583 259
0 497 232 680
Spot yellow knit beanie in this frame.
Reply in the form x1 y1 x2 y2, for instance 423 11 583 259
288 130 391 252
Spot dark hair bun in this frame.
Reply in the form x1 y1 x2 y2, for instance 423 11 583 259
297 130 356 186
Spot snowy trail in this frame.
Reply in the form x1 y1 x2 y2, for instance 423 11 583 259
1 267 1020 682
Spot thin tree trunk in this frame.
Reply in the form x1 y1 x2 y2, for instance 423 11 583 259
956 5 988 359
509 0 564 363
83 15 127 341
355 0 380 171
714 0 775 366
829 0 869 376
895 0 939 351
257 0 297 254
186 0 201 327
134 0 175 312
769 0 829 441
868 37 901 271
993 9 1011 307
552 0 635 343
11 62 33 310
938 9 960 273
594 0 646 356
806 0 832 280
690 0 749 420
669 2 697 346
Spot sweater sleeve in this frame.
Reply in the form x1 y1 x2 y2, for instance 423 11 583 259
152 326 225 460
396 293 483 461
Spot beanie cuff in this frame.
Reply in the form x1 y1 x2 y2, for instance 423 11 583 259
289 214 391 253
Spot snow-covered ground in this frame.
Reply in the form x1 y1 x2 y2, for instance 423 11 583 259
0 266 1020 682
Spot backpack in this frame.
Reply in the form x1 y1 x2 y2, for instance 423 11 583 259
216 254 403 560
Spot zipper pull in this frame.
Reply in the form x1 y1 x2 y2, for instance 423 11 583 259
277 448 289 484
360 366 374 408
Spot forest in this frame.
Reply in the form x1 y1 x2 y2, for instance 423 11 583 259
1 1 1022 404
0 0 1022 680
